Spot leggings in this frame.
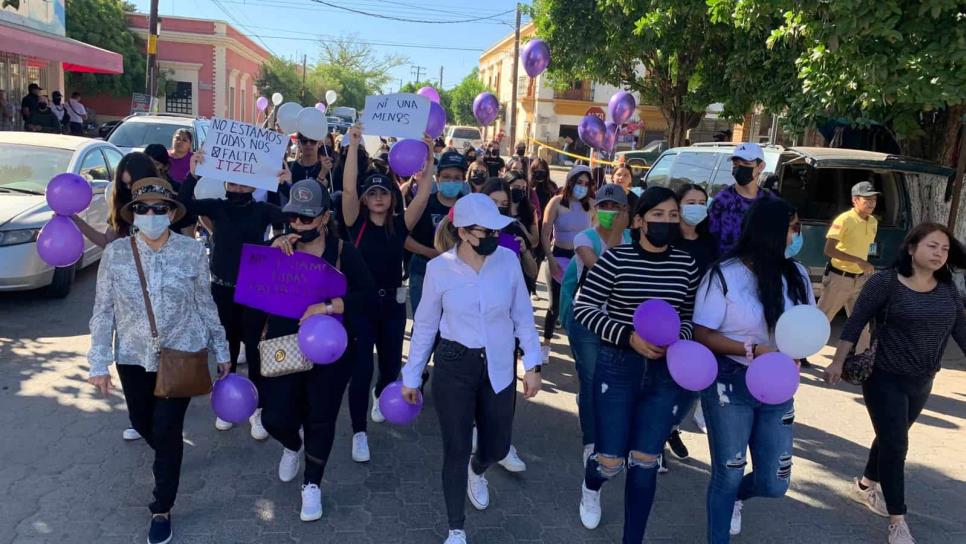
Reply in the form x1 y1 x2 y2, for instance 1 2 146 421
211 283 267 407
862 368 933 516
349 292 407 433
543 246 574 341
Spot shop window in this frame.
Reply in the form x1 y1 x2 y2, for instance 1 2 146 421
166 82 192 115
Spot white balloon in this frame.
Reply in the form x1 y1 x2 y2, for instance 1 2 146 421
296 107 328 140
194 177 227 200
775 304 831 359
276 102 302 134
271 92 284 106
325 90 337 105
104 181 114 202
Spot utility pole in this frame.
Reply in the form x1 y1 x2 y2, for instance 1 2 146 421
508 3 521 150
411 65 425 84
146 0 160 102
300 54 307 103
948 125 966 230
439 66 444 88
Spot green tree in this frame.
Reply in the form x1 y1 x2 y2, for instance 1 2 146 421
256 56 313 106
309 37 407 110
447 69 491 126
65 0 148 96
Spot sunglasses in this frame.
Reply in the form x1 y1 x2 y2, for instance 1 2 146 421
298 136 318 145
286 214 317 225
131 202 171 215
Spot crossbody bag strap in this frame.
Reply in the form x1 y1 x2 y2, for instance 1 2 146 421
353 219 368 248
130 236 159 341
336 239 344 271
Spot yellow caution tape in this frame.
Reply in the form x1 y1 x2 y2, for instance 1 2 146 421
526 137 621 167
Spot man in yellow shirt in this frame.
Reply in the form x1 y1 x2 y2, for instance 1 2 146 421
819 181 879 349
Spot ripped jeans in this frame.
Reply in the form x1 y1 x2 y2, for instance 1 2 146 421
701 356 794 544
584 344 683 543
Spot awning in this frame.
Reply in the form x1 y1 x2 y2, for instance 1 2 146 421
0 21 123 75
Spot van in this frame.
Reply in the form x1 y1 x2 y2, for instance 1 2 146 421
444 126 483 151
642 143 954 289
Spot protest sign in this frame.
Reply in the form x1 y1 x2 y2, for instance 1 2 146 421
196 117 288 192
498 232 521 254
360 93 431 140
234 244 347 319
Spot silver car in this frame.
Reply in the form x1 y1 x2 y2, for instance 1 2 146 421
0 133 124 297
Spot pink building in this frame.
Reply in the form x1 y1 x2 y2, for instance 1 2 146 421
86 14 271 122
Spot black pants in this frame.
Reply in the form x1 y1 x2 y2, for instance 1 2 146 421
211 283 267 407
543 246 574 341
349 292 406 433
433 340 515 530
69 121 83 136
260 355 353 485
862 368 934 516
116 365 191 514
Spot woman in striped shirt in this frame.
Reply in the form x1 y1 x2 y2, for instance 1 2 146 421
572 186 700 541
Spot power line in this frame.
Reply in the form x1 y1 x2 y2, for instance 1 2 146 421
305 0 514 24
214 0 515 25
209 0 279 55
236 26 488 51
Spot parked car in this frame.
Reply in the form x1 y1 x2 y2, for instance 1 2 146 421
444 125 483 151
0 133 124 297
615 139 668 185
642 142 954 290
107 113 209 154
98 120 121 139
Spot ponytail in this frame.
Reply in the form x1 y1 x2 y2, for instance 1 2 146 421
433 216 460 253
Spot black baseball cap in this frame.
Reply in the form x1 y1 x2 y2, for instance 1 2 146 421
28 83 42 91
282 179 331 217
361 173 394 196
437 151 467 173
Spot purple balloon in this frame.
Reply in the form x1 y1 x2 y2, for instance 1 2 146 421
36 215 84 268
298 315 348 365
256 96 269 112
417 86 441 104
578 115 607 151
608 91 636 125
746 352 800 405
378 380 423 425
667 340 718 391
473 92 499 126
315 102 327 113
633 299 681 347
211 374 258 423
426 101 446 139
46 173 92 216
521 39 551 78
603 121 618 152
389 139 428 177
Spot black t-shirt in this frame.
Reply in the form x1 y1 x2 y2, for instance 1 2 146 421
410 194 452 249
347 214 409 290
675 234 717 276
21 93 39 120
483 155 505 177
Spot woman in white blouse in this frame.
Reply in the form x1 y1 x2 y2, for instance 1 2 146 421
87 178 230 544
401 193 542 544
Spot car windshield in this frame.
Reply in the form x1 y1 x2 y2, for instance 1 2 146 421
108 120 191 149
0 144 73 193
452 128 480 139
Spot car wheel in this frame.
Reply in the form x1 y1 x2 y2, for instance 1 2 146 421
45 264 76 298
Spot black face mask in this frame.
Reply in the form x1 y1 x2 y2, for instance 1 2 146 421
488 149 498 157
473 234 500 256
297 228 321 243
465 154 477 163
510 187 527 203
38 103 48 111
732 165 756 186
53 97 62 105
531 170 548 182
469 172 486 185
643 221 679 247
226 191 253 205
516 148 525 156
498 206 511 216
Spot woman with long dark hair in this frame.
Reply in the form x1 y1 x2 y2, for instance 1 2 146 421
72 152 158 248
503 170 540 248
529 157 556 224
825 223 966 544
480 178 539 286
692 197 814 543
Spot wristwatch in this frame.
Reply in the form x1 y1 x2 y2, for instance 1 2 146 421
325 303 334 315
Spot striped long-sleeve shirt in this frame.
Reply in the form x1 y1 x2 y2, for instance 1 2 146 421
573 243 700 348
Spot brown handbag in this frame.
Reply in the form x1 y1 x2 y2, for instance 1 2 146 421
130 237 212 398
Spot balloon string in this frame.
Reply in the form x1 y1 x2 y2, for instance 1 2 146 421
321 142 334 188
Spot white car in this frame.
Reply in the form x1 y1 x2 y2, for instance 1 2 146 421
0 133 124 297
107 113 209 154
444 125 483 152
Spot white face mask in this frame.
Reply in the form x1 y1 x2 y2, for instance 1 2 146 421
134 213 171 240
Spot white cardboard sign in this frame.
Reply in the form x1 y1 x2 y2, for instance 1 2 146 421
360 93 431 140
196 117 288 192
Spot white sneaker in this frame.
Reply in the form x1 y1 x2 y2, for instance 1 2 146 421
237 345 247 365
657 453 669 474
582 444 594 467
888 519 917 544
730 500 743 536
579 482 601 529
214 417 234 431
467 464 489 510
249 409 268 441
370 389 385 423
299 483 323 521
849 477 889 517
351 432 370 463
444 529 467 544
693 404 707 434
498 445 527 473
122 427 142 441
278 447 300 482
471 426 478 454
541 344 551 364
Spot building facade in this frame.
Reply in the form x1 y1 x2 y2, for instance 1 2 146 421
85 14 271 123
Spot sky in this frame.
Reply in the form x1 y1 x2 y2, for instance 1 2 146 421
130 0 529 92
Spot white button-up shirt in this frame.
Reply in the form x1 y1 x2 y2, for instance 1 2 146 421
402 246 542 393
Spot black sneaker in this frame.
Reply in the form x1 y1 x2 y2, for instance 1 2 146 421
800 358 814 369
667 429 689 459
148 513 172 544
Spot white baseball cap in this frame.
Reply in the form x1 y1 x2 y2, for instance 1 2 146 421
453 193 513 230
729 142 765 163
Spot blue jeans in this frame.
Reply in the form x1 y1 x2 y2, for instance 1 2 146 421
408 254 428 315
566 314 600 446
701 356 795 544
584 344 684 544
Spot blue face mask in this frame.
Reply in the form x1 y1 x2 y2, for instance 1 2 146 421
572 185 588 200
785 232 803 259
681 204 708 226
438 181 463 198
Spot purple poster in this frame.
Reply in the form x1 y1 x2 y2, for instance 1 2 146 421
234 244 347 319
498 231 521 254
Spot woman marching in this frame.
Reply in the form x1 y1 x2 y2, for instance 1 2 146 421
167 129 194 185
825 223 966 544
400 193 543 544
572 186 700 540
87 178 230 544
342 124 433 462
692 197 814 543
261 179 375 522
